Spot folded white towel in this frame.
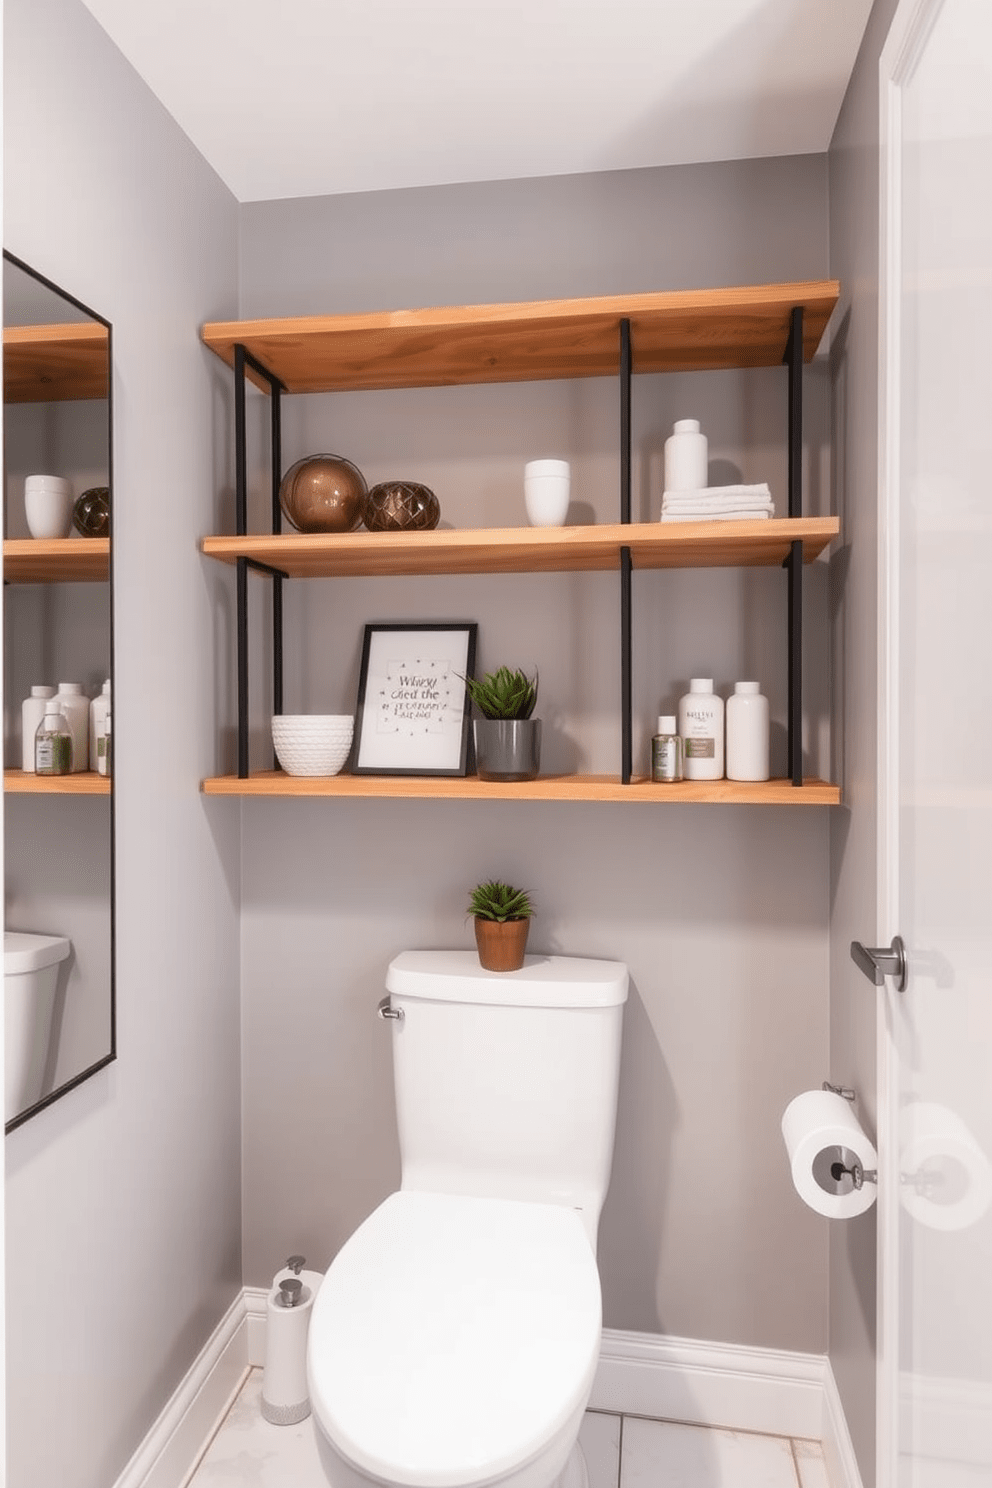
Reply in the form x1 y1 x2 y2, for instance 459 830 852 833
661 509 771 523
663 482 772 502
662 499 774 517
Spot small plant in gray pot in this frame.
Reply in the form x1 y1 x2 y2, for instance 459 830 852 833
468 879 534 971
464 666 540 781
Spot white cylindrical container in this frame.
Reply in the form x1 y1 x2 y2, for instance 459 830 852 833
24 475 73 539
524 459 570 526
262 1265 323 1425
663 419 708 493
726 681 770 781
678 678 724 780
54 683 89 772
89 680 111 771
21 686 55 772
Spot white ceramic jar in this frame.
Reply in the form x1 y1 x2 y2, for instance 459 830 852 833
726 681 770 781
678 677 724 780
663 420 708 493
524 459 570 526
21 686 55 772
54 682 89 772
24 475 73 539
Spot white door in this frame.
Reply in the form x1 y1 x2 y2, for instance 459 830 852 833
876 3 992 1485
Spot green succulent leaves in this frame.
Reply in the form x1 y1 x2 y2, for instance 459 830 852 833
463 666 538 720
467 880 535 922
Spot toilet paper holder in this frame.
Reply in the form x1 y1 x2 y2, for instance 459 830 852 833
820 1084 878 1190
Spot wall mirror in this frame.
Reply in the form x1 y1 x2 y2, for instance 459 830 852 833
2 250 115 1132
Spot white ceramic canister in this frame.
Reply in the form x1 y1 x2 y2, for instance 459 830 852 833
89 680 111 771
21 686 56 772
24 475 73 539
726 680 770 781
524 459 571 526
663 419 708 494
678 677 724 780
54 683 90 772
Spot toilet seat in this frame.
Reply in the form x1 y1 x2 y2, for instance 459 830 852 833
308 1190 602 1488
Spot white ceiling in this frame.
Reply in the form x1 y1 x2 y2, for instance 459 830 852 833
78 0 873 203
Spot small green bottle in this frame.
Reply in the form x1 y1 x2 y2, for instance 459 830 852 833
35 702 73 776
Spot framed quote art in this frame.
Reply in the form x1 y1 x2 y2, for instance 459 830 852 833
353 623 478 776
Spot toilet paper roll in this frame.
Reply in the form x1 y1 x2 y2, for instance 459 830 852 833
262 1267 323 1426
782 1090 878 1218
900 1102 992 1233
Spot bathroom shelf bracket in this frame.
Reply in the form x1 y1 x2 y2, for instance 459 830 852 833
784 306 804 787
233 343 286 776
620 318 632 784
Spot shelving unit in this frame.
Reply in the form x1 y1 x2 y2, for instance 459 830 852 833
3 320 109 404
4 769 111 795
3 537 110 584
200 281 841 803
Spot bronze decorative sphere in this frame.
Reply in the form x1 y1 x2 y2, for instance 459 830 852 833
279 454 367 534
362 481 440 533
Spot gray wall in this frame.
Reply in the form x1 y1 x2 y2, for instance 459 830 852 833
826 1 900 1483
3 2 242 1485
237 158 836 1351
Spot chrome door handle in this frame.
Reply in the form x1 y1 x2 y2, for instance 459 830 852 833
850 935 907 992
377 996 404 1021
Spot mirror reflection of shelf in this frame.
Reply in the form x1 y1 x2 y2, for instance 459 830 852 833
4 769 111 795
3 538 110 584
2 321 110 404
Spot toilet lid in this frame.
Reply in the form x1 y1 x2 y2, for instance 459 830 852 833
308 1191 601 1488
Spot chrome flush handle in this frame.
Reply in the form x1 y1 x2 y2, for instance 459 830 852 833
377 996 404 1022
850 935 908 992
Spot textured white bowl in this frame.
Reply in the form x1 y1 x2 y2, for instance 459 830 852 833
272 715 354 776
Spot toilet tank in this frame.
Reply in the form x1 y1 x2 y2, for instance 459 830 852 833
384 951 628 1238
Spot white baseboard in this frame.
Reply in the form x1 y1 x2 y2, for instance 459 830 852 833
115 1296 864 1488
111 1293 251 1488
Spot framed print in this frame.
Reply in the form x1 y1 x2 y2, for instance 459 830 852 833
353 623 478 776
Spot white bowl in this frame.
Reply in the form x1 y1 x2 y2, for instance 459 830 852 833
272 714 354 776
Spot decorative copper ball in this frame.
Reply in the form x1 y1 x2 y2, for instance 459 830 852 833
362 481 440 533
72 486 111 538
279 454 367 534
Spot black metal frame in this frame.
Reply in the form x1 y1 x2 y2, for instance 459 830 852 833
352 622 478 777
2 249 117 1132
230 307 807 788
233 344 286 776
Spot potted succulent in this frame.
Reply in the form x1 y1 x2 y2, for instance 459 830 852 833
464 665 540 781
468 879 535 972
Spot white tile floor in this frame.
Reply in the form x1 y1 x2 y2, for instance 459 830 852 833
185 1369 832 1488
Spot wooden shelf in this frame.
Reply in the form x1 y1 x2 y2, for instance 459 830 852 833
4 769 110 795
201 281 839 394
3 322 109 403
201 772 839 805
201 518 838 580
3 538 110 583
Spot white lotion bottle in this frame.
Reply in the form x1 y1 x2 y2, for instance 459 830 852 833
726 681 770 781
664 419 708 493
678 677 724 780
54 682 89 772
21 686 55 772
90 679 111 769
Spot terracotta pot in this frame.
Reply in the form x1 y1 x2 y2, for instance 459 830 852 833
474 916 530 972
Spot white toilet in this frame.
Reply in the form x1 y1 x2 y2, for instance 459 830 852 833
307 949 628 1488
4 930 71 1122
